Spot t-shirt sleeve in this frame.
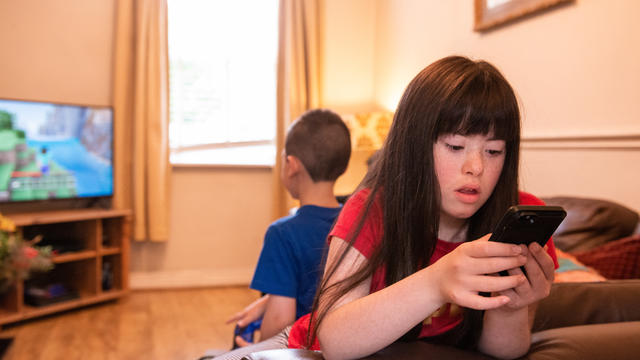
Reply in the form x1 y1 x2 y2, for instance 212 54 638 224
250 225 298 298
519 191 560 269
328 189 381 259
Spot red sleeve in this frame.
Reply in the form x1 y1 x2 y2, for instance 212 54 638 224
328 189 382 259
287 313 320 350
518 191 560 269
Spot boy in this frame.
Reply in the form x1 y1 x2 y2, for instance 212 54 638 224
229 109 351 347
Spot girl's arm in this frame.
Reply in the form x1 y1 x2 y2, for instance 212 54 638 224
478 242 555 359
318 236 528 360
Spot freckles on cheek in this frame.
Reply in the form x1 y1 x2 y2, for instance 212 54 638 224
436 163 455 185
489 161 505 186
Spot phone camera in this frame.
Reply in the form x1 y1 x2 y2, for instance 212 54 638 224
524 215 535 224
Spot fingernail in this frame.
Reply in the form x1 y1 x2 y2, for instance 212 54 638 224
531 242 542 251
512 245 522 254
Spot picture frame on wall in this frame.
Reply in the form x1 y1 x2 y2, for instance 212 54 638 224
474 0 574 31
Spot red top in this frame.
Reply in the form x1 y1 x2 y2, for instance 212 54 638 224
287 190 559 350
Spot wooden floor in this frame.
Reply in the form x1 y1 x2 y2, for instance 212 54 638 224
0 286 260 360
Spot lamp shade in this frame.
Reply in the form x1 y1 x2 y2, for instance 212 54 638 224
342 111 393 151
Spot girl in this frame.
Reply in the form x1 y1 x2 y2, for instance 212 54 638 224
286 56 558 360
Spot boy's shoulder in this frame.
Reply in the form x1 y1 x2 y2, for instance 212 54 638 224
263 206 341 249
268 205 341 232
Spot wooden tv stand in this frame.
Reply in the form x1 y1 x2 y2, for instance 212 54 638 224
0 208 131 329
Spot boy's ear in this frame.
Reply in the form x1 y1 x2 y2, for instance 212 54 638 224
285 155 302 177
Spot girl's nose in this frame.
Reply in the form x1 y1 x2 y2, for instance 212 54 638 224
462 151 484 176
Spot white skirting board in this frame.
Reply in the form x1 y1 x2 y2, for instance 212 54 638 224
130 268 254 290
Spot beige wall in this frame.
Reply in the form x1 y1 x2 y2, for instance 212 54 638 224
0 0 114 105
321 0 377 114
321 0 380 197
130 166 274 288
370 0 640 211
373 0 640 136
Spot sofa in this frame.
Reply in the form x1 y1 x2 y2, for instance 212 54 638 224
541 196 640 281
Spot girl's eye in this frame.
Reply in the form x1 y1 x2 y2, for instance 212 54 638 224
445 143 464 151
486 149 504 156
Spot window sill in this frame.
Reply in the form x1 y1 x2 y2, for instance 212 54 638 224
170 143 275 169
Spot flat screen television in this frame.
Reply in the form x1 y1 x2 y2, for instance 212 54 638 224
0 98 113 204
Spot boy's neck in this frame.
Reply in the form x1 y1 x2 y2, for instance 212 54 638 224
297 180 340 208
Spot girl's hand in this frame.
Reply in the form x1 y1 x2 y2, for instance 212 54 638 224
497 242 555 310
432 234 528 310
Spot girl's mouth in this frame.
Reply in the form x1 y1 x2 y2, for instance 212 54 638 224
457 188 478 194
455 187 480 203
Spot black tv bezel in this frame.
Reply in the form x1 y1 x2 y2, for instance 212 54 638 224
0 97 115 212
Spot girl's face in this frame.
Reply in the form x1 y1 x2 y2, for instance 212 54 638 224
434 133 506 228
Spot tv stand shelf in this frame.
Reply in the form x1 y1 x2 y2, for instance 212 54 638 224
0 208 131 329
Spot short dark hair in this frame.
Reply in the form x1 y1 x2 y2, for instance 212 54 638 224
285 109 351 182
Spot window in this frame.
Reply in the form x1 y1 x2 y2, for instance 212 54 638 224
168 0 279 166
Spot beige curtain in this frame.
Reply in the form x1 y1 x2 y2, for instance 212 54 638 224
274 0 323 218
113 0 171 242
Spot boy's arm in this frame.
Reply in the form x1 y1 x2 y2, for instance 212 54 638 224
259 294 297 340
226 294 269 327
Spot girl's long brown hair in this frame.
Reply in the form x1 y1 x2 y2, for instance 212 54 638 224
307 56 522 349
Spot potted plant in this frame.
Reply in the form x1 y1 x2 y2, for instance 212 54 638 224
0 213 53 293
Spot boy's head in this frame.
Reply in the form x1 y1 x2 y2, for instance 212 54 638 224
284 109 351 183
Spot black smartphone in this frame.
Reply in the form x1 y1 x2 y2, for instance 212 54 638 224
489 205 567 247
488 205 566 278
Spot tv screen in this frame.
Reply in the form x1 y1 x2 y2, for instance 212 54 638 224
0 99 113 203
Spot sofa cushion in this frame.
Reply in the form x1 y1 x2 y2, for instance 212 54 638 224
554 249 606 283
532 280 640 332
527 321 640 360
541 196 639 252
573 235 640 279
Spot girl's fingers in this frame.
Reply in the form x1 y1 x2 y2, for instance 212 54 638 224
468 274 526 293
530 242 555 281
466 255 527 275
464 293 511 310
506 265 534 300
499 287 518 300
463 239 524 258
522 252 544 287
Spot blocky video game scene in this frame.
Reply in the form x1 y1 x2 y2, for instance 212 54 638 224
0 99 113 203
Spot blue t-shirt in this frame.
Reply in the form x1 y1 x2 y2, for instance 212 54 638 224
250 205 341 320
